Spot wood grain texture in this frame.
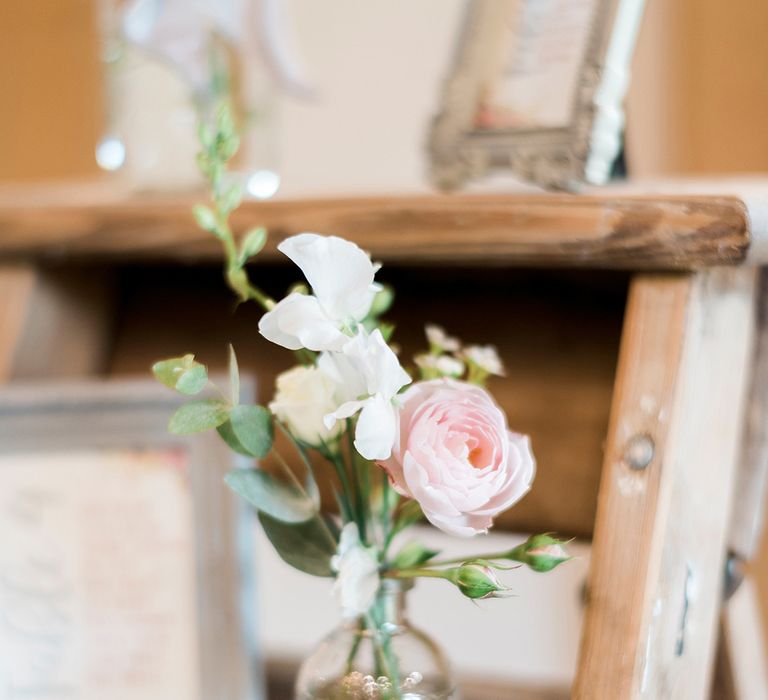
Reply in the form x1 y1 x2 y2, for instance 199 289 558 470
0 185 753 269
575 269 756 699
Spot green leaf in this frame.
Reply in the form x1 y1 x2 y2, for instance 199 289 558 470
225 468 318 523
169 400 229 435
228 344 240 406
229 405 273 458
391 499 424 537
368 285 395 318
258 511 337 577
239 227 267 265
220 183 243 215
197 122 215 150
392 541 439 569
379 322 396 343
192 204 218 233
216 420 253 456
152 354 208 395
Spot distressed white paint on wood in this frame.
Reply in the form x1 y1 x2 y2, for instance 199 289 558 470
576 269 756 698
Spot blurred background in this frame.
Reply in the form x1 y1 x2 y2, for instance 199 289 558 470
1 1 768 698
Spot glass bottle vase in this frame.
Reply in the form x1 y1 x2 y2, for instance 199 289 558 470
295 580 458 699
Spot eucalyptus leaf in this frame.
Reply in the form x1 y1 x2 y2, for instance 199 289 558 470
277 425 321 514
230 405 273 458
169 400 229 435
152 354 208 395
225 468 318 522
216 420 253 456
258 511 337 577
392 541 439 570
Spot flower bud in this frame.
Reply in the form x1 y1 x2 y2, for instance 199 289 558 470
508 534 571 573
446 563 505 599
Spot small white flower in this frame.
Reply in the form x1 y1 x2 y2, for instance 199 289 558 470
331 523 380 618
464 345 505 376
425 324 461 353
415 354 465 378
269 365 342 446
259 234 381 352
321 330 412 461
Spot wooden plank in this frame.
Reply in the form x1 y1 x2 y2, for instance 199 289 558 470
0 264 114 381
714 579 768 700
0 184 754 269
574 268 756 698
0 265 37 382
729 267 768 560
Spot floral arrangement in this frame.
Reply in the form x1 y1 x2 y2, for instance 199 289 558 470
153 104 570 699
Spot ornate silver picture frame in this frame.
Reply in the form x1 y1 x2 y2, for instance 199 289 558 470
0 379 262 700
429 0 645 191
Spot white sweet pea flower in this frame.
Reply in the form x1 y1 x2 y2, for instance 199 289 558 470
464 344 505 376
320 330 411 461
331 523 380 618
258 234 381 352
425 324 461 353
415 353 465 378
269 365 342 445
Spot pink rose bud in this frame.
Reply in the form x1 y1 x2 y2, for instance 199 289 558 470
508 534 571 572
378 379 535 537
445 563 505 599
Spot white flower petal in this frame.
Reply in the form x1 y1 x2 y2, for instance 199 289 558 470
323 399 367 430
318 350 368 404
258 293 347 351
278 233 378 321
332 523 380 617
354 393 397 461
367 330 412 398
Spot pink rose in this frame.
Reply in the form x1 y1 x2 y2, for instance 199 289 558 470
379 379 535 537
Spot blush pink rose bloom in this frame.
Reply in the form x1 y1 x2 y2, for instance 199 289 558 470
379 379 535 537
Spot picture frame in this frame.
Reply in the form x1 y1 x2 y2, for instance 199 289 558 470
0 379 262 700
428 0 646 191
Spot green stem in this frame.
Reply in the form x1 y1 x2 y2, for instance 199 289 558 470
419 550 515 568
329 452 359 529
380 474 398 562
345 621 364 674
384 568 449 581
345 421 368 543
367 599 402 697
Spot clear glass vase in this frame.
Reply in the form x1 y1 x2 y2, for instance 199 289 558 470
295 580 458 699
95 0 280 196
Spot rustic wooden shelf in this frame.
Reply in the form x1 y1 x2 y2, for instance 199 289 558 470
1 182 766 269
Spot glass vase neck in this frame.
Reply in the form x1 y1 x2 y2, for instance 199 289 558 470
369 578 411 627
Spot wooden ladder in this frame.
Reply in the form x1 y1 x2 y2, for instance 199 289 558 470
1 183 767 698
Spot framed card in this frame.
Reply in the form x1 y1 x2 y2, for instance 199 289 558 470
0 380 261 700
429 0 646 190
